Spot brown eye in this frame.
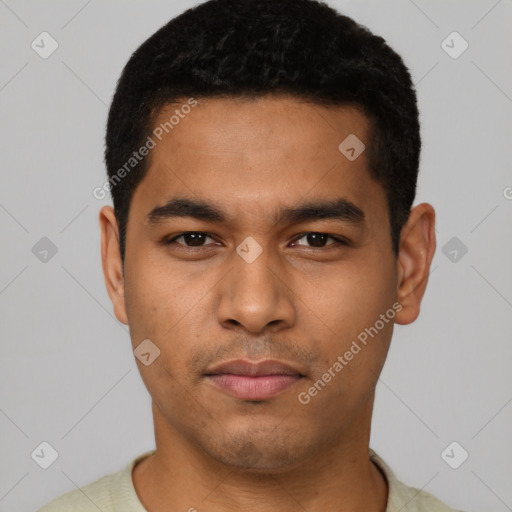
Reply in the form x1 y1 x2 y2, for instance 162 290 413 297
293 233 341 248
168 232 216 247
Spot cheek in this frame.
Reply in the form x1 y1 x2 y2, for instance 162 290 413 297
316 259 394 328
310 255 396 379
123 257 216 376
124 249 190 331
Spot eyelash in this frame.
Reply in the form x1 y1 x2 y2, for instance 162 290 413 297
163 232 349 250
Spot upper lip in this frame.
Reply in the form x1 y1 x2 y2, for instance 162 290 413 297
205 359 304 377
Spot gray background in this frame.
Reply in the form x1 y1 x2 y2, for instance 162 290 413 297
1 0 511 511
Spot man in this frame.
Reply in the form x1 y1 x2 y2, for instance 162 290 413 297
39 0 462 510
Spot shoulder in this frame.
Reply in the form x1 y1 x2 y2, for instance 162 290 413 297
37 450 155 512
369 449 465 512
37 472 115 511
390 484 465 512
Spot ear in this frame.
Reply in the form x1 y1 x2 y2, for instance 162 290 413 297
394 203 436 325
99 206 128 325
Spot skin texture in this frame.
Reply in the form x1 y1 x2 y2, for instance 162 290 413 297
100 96 436 511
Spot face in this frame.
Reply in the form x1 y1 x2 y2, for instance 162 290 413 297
100 96 435 471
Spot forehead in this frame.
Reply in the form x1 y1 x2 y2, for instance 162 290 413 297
150 95 369 157
129 96 385 229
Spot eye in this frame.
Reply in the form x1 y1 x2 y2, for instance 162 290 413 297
165 232 218 247
293 232 334 248
291 232 346 248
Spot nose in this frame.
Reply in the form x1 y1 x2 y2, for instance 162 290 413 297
216 242 296 334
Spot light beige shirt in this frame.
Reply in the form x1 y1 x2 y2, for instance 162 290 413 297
38 449 463 511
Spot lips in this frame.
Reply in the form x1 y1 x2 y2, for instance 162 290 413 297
204 359 305 400
205 359 304 377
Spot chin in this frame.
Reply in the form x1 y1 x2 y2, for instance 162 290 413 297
205 434 313 473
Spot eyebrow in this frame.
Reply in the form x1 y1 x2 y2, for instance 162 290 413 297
145 197 365 227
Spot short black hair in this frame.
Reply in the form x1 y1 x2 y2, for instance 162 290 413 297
105 0 420 263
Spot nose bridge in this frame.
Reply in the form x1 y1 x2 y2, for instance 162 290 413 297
217 238 295 332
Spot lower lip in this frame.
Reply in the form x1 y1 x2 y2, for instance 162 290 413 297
206 374 302 400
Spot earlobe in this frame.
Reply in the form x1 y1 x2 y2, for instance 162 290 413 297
99 206 129 325
394 203 436 325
